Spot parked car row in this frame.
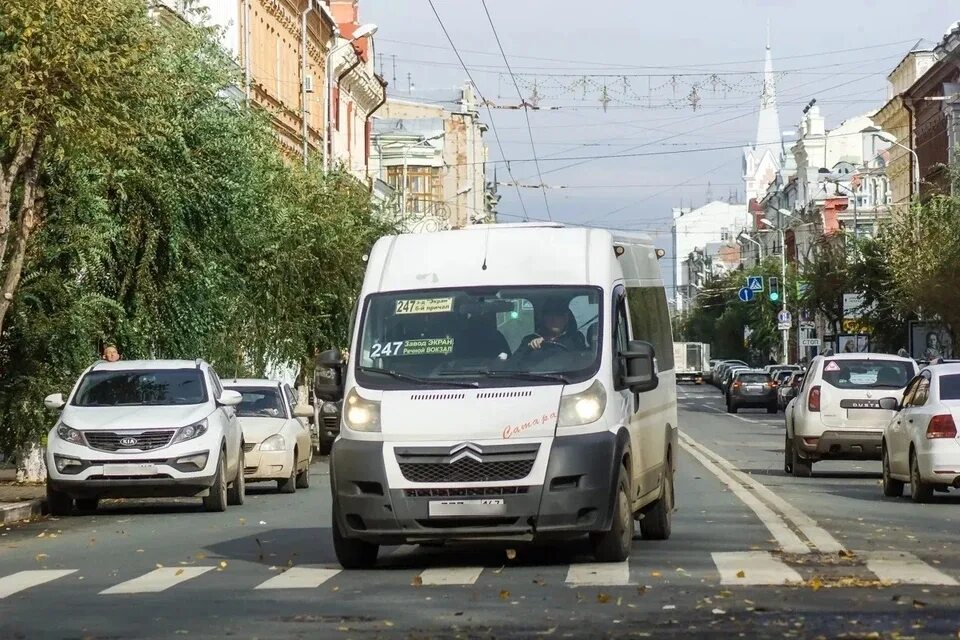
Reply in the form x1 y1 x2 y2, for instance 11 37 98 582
44 359 319 516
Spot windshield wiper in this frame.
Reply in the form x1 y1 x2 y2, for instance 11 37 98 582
358 366 478 388
438 370 570 384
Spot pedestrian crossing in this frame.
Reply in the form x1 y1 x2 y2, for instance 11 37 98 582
1 550 958 599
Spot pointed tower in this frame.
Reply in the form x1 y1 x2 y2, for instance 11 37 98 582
743 33 783 204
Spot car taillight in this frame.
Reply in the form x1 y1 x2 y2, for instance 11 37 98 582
808 386 821 412
767 381 777 388
927 414 958 439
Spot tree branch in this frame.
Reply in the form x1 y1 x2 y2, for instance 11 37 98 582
0 161 43 336
0 135 40 273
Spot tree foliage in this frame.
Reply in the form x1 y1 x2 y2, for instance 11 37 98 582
0 1 393 455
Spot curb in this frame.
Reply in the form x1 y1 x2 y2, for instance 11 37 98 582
0 499 44 525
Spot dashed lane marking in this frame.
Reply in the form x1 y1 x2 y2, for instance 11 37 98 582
865 551 960 586
254 567 342 590
100 566 215 595
416 567 484 586
565 561 630 587
0 570 76 599
712 551 802 586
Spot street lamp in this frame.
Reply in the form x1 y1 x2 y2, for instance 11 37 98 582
861 125 919 200
760 217 789 363
325 23 379 171
737 231 763 263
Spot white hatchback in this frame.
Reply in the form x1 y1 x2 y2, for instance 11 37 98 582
881 363 960 502
784 354 917 477
223 379 314 493
44 360 246 515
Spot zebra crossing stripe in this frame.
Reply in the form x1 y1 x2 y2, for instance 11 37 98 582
254 567 342 590
100 566 215 594
864 551 959 586
565 561 630 586
0 570 76 599
712 551 802 586
416 567 484 586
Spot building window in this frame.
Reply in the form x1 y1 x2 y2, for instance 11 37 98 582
386 166 442 214
721 226 730 242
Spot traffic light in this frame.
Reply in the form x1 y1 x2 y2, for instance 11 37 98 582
769 277 780 302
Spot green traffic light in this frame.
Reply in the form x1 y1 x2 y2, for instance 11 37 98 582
510 311 519 319
769 292 780 302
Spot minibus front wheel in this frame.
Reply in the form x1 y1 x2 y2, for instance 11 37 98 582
589 463 633 562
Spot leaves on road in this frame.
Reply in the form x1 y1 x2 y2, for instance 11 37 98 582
410 575 422 587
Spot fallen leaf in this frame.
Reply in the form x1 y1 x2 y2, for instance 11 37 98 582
36 532 46 538
914 599 927 609
34 554 47 562
384 621 394 627
616 597 622 607
597 593 610 604
712 608 726 615
662 604 676 610
651 571 662 577
411 575 423 586
809 576 823 592
219 561 227 569
500 590 510 600
136 549 144 553
175 569 184 577
195 552 206 560
736 570 746 579
259 521 267 525
155 563 164 569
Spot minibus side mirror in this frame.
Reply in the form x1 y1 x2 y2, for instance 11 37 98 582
314 348 345 402
622 340 659 393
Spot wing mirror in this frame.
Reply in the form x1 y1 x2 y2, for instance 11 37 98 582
44 393 66 410
293 404 315 418
622 340 659 394
314 348 345 402
878 397 900 411
218 390 243 407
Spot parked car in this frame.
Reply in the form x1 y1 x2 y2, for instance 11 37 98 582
727 370 778 414
713 360 747 387
721 366 750 398
881 363 960 502
44 359 246 515
778 372 805 411
316 400 341 455
784 353 917 477
223 379 314 493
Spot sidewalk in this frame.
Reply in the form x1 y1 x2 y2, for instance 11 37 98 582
0 466 45 524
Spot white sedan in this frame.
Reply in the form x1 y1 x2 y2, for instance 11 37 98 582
223 379 314 493
882 363 960 502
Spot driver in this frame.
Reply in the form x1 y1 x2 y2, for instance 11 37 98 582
519 299 587 353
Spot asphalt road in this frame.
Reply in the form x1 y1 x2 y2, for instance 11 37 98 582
4 386 960 639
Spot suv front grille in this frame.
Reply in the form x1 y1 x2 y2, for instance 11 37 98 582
405 486 530 498
322 415 340 431
85 430 175 452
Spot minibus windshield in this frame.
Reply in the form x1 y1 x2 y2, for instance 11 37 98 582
356 286 602 388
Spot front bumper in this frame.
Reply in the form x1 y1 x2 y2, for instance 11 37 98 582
331 431 621 545
244 447 292 481
794 430 882 461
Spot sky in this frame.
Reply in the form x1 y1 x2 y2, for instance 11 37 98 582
360 0 957 274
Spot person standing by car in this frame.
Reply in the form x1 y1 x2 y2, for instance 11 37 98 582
101 344 120 362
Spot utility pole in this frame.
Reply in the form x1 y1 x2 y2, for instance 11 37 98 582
391 54 397 88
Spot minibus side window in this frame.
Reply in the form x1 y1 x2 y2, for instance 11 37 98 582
612 290 629 390
625 285 674 371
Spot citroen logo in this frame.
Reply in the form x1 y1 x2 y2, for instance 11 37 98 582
119 437 139 447
449 442 483 464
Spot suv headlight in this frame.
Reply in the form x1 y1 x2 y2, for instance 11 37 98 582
173 419 208 444
56 423 83 445
344 388 381 433
558 380 607 428
260 434 286 451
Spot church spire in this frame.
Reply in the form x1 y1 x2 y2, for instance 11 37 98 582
755 35 781 154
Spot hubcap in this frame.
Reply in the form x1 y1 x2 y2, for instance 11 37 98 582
618 488 631 545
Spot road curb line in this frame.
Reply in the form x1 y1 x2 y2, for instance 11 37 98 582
677 436 809 554
0 498 44 525
680 431 845 553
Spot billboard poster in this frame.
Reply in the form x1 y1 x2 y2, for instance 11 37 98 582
909 322 954 360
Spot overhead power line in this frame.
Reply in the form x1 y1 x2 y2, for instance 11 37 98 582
425 0 529 221
480 0 551 221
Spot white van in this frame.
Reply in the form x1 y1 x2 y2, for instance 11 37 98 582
316 223 678 568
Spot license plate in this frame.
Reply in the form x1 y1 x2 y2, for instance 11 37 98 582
840 399 881 409
428 499 506 517
102 464 158 477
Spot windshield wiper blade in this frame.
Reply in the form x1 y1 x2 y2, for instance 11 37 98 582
439 370 570 384
358 366 478 388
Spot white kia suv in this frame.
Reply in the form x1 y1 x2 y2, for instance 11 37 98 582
44 359 246 515
784 353 917 477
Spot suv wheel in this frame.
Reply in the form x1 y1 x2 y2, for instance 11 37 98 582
639 457 673 541
47 485 73 516
203 452 228 512
227 449 246 506
882 445 904 497
75 497 99 514
590 463 634 562
791 445 812 478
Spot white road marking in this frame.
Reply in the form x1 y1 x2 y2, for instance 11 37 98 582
864 551 959 586
678 435 808 554
0 570 76 599
416 567 484 586
254 567 342 590
389 545 419 557
565 561 630 586
680 431 845 554
100 566 214 594
712 551 802 586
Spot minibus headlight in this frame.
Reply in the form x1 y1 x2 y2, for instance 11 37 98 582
558 380 607 427
344 388 381 433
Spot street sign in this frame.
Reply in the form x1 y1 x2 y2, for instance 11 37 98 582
738 287 754 302
748 276 764 292
801 338 822 348
800 321 816 329
778 322 792 331
777 310 792 325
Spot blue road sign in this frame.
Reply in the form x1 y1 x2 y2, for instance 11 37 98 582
738 287 754 302
748 276 764 292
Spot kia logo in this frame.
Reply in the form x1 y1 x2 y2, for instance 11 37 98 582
119 437 139 447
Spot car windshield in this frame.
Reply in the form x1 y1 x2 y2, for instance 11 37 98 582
776 371 793 383
71 369 208 406
225 386 286 418
356 286 602 388
941 374 960 400
821 359 914 390
737 373 769 384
